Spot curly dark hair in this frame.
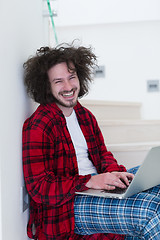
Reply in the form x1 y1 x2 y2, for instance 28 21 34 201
23 43 97 104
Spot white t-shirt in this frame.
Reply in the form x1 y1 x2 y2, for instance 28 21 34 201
65 110 97 176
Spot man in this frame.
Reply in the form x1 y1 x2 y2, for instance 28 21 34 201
23 44 160 240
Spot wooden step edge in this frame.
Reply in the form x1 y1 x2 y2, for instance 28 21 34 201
99 119 160 126
80 99 141 107
107 141 160 152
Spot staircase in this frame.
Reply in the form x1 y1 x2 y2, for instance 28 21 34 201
80 100 160 169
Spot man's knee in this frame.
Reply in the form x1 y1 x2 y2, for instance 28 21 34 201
141 213 160 240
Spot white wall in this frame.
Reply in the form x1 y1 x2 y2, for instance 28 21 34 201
49 0 160 119
0 0 44 239
54 0 160 26
0 154 1 240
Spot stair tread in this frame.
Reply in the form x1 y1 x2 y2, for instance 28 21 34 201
107 141 160 151
99 119 160 126
80 99 141 107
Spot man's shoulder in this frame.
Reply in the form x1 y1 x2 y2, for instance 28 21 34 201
23 103 61 130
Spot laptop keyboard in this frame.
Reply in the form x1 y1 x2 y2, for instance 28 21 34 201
101 186 128 195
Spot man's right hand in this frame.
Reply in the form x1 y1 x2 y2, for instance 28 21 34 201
85 172 134 190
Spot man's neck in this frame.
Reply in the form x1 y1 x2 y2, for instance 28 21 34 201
56 103 74 117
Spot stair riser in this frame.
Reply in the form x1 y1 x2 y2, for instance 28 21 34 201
80 100 141 120
109 149 148 169
101 124 160 144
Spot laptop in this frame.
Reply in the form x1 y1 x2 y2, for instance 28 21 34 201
76 146 160 199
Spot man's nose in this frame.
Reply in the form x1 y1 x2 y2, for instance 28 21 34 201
63 80 72 91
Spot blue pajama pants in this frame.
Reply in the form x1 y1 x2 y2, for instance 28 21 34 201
74 167 160 239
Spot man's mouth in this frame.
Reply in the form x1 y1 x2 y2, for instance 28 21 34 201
62 92 74 97
61 89 76 98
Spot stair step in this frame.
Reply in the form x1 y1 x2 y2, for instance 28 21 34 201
80 100 141 120
107 142 160 169
99 120 160 144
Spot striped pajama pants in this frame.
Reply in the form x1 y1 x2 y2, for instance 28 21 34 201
74 167 160 239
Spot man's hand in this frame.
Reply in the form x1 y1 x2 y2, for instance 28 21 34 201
85 172 134 190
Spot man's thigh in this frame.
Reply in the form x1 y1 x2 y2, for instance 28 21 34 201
74 189 160 238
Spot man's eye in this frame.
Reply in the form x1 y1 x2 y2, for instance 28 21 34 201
70 75 76 80
55 80 62 84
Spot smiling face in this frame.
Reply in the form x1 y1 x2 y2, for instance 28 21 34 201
47 62 80 116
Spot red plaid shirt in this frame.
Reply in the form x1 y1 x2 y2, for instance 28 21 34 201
22 102 126 240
